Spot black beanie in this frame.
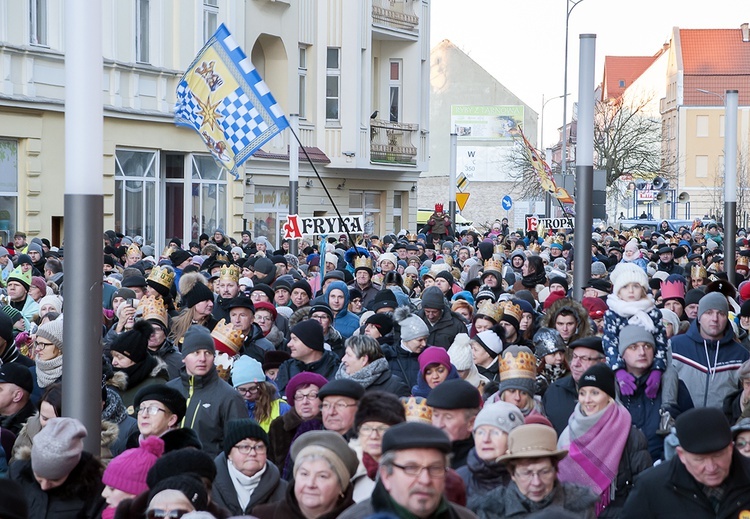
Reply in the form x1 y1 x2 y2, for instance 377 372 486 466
134 384 187 421
170 249 191 267
110 320 153 364
291 319 325 351
0 311 13 345
365 313 394 336
426 379 482 410
291 279 313 298
224 418 269 457
160 427 202 452
685 288 705 307
148 475 208 512
147 449 216 489
183 281 214 308
478 241 494 261
435 271 454 286
548 276 569 294
577 363 616 399
354 391 405 430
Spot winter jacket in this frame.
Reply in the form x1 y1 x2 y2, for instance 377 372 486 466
165 366 248 457
620 369 694 461
267 408 323 469
450 436 475 470
347 279 381 309
326 281 360 339
274 350 340 393
240 323 276 364
252 480 354 519
366 365 411 397
418 307 469 350
212 454 287 515
382 342 421 389
116 356 170 411
540 298 593 346
339 479 476 519
10 451 105 519
671 319 750 408
469 479 597 518
456 448 511 499
541 374 578 436
148 338 183 380
325 326 345 359
621 449 750 518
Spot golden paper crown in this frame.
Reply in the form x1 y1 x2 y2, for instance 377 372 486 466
501 301 523 323
484 258 504 273
139 295 168 327
161 245 177 259
214 252 229 265
476 300 503 323
443 255 454 267
354 256 373 271
529 242 541 254
499 347 537 381
406 233 418 242
210 318 245 354
402 275 415 291
148 265 176 290
220 264 241 282
401 396 433 424
739 256 750 269
553 235 565 245
494 244 505 255
127 243 141 257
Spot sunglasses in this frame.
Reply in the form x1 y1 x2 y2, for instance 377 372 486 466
146 510 191 519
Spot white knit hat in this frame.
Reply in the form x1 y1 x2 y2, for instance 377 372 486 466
448 333 473 370
610 262 649 296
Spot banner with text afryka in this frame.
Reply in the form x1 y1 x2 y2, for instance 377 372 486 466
283 215 365 239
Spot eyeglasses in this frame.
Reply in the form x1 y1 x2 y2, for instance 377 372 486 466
514 467 556 482
294 391 319 401
234 442 267 454
360 425 389 436
146 510 190 519
321 401 357 411
254 315 272 322
737 440 750 449
391 462 446 478
237 385 260 394
474 428 504 438
136 405 168 416
570 352 604 363
33 340 55 350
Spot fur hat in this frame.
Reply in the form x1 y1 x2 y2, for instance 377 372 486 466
179 273 214 308
610 262 649 296
354 390 406 430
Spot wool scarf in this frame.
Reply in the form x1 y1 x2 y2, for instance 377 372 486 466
521 269 547 289
228 459 266 511
557 402 632 516
606 294 657 332
335 357 390 388
36 355 63 388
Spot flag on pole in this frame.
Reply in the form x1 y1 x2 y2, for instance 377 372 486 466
516 127 575 206
175 24 289 180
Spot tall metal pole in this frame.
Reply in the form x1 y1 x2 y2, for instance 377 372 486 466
561 0 585 177
725 90 738 284
289 114 299 255
63 0 103 453
449 134 457 238
573 34 596 300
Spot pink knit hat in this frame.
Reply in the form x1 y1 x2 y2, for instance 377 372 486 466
102 436 165 495
418 346 452 374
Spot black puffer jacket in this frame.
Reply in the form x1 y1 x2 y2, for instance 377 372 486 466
212 454 287 515
456 447 511 499
381 342 420 389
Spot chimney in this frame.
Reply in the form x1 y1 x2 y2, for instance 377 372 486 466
742 23 750 42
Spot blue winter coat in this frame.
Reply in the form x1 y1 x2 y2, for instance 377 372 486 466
325 281 360 339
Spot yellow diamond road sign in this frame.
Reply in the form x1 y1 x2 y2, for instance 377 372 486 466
456 192 470 211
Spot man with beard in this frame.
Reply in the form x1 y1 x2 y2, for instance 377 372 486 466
212 265 242 321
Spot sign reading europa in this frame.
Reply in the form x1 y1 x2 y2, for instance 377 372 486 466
282 214 365 239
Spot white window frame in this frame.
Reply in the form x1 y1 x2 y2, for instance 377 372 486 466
136 0 150 64
350 190 381 236
203 0 219 42
30 0 48 47
115 149 159 245
326 47 340 121
696 115 709 138
695 155 708 178
393 191 403 234
389 59 402 122
299 46 308 119
191 155 228 241
0 140 19 246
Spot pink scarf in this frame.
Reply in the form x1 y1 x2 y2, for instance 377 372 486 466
557 402 631 516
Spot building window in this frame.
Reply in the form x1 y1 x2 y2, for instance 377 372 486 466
299 46 307 119
136 0 150 64
30 0 47 46
115 149 158 244
393 192 403 233
695 155 708 178
326 48 340 121
350 190 381 236
618 80 625 88
389 60 402 122
191 155 227 241
0 140 18 246
254 187 290 249
203 0 218 42
696 115 709 138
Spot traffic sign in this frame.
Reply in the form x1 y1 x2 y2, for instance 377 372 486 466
457 173 469 192
456 192 470 211
501 195 513 211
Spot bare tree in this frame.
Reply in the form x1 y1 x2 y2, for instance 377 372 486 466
706 150 750 226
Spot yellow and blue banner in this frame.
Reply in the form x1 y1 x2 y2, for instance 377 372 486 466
175 24 289 180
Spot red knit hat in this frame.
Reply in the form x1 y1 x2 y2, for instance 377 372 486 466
418 346 452 374
582 297 608 319
102 436 164 495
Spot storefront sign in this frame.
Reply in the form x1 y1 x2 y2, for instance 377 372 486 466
282 214 365 239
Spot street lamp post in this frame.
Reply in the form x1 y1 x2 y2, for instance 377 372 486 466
541 93 570 152
561 0 585 177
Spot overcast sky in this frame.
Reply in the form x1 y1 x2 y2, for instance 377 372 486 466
430 0 748 146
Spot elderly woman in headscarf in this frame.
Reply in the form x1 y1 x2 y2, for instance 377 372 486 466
252 431 358 519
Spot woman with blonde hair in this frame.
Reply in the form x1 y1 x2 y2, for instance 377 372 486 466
169 272 217 344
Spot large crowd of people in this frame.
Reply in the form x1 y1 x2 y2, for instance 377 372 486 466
2 217 750 517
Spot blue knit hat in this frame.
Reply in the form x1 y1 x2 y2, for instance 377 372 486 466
231 355 265 387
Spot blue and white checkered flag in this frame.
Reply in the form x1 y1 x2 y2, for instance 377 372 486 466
175 24 289 180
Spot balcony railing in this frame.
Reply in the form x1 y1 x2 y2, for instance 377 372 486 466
370 119 418 165
372 0 419 32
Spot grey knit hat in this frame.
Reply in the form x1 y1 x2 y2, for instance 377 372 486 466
395 308 429 342
617 325 655 355
36 317 64 352
697 292 728 320
473 401 524 434
421 286 446 310
180 325 215 358
591 261 607 276
32 417 87 479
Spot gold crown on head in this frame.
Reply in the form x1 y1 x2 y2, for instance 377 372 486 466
406 233 418 242
484 258 504 273
528 242 541 254
214 252 229 264
477 300 504 323
499 347 537 381
501 301 523 323
553 235 565 245
220 264 241 282
402 275 415 291
443 255 454 267
139 295 168 327
401 396 433 424
210 318 245 354
148 265 176 289
354 256 373 271
739 256 750 268
161 245 177 259
494 244 505 255
127 243 141 257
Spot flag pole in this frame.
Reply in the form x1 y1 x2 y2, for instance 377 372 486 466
288 114 299 256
